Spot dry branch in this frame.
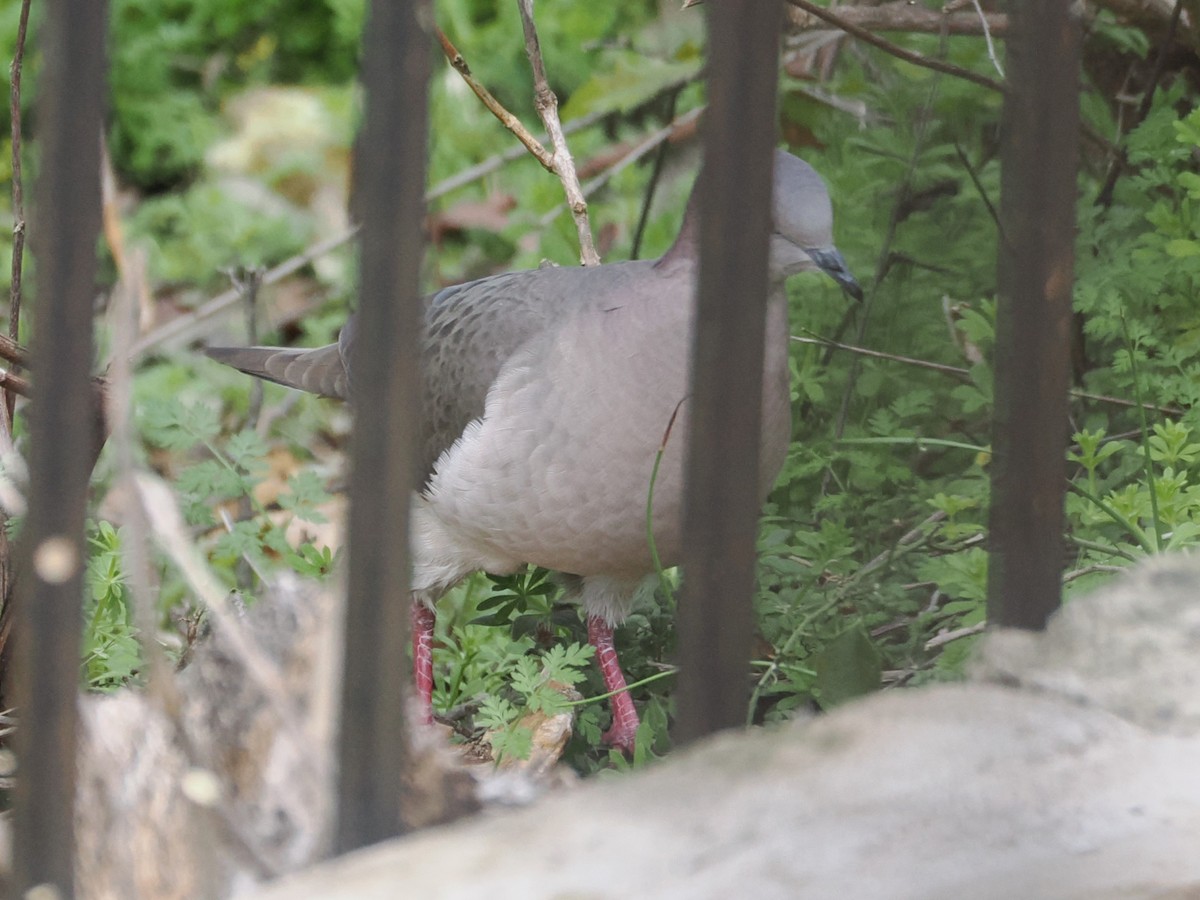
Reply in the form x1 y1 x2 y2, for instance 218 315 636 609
791 333 1184 416
435 12 598 265
783 0 1006 93
434 26 555 172
538 105 705 228
516 0 600 265
786 0 1008 37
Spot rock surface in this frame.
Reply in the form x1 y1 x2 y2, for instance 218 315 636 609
253 557 1200 900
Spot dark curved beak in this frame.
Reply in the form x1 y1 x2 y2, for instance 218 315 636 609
806 246 863 302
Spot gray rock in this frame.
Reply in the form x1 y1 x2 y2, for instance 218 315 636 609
252 558 1200 900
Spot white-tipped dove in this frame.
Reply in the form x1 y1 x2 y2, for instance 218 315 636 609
206 149 861 753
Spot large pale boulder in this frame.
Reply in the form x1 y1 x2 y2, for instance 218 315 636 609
253 558 1200 900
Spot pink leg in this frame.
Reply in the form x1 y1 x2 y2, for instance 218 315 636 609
587 615 639 754
412 601 436 725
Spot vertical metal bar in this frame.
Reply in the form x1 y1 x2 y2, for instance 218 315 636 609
12 0 108 895
336 0 431 851
987 0 1080 628
676 0 782 745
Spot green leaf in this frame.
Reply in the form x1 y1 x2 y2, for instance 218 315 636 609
279 470 330 522
812 624 881 709
562 52 700 118
1164 239 1200 258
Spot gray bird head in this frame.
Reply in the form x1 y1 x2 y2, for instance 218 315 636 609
771 150 863 301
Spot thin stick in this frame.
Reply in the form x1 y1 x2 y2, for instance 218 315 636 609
791 333 1185 416
538 105 706 228
226 265 265 429
792 333 973 378
967 0 1004 78
133 471 306 728
783 0 1008 37
516 0 599 265
923 621 985 650
0 333 29 368
783 0 1006 94
434 25 555 172
630 90 680 261
129 226 361 358
426 107 609 201
0 368 29 399
952 141 1004 241
1063 563 1125 583
105 246 180 706
6 0 31 423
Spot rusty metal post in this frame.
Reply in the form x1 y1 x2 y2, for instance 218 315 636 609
986 0 1080 628
676 0 782 745
12 0 108 895
336 0 431 851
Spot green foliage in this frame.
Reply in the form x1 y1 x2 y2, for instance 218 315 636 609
475 641 594 762
39 0 1200 773
137 395 341 580
1076 90 1200 425
430 569 673 770
812 625 882 708
126 184 313 288
108 0 359 188
82 521 141 691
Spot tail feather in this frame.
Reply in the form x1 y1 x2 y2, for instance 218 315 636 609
204 343 350 400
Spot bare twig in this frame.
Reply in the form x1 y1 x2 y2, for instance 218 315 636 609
952 141 1004 240
426 107 609 201
129 226 360 358
106 246 181 707
516 0 599 265
793 333 974 379
226 266 265 431
538 105 705 228
1063 563 1125 583
0 333 29 369
0 368 29 399
785 0 1008 37
434 25 555 172
924 621 986 651
966 0 1004 77
781 74 874 123
856 510 947 583
630 90 681 261
783 0 1006 94
6 0 31 425
133 472 305 732
791 332 1185 416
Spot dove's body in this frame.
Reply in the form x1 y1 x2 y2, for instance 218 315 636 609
206 150 860 751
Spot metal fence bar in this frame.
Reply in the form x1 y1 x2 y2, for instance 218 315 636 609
12 0 108 895
676 0 782 745
336 0 431 852
986 0 1080 628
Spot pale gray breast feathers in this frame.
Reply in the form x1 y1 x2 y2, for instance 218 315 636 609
416 259 667 482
